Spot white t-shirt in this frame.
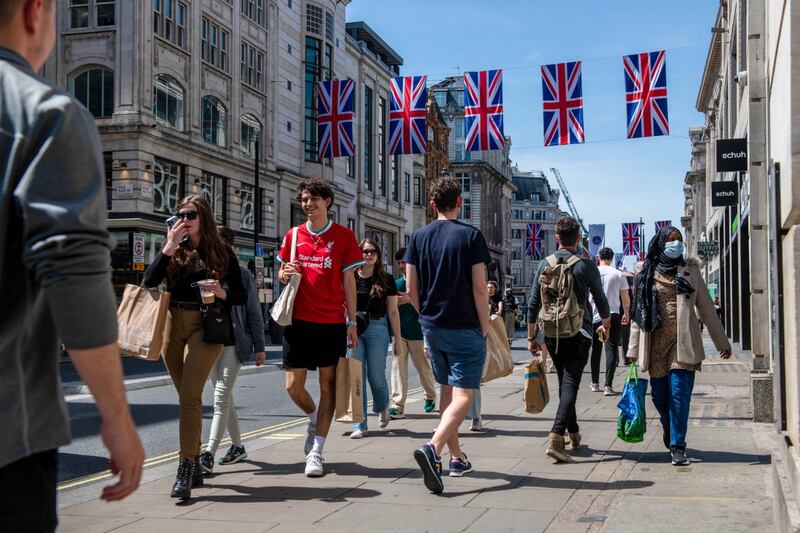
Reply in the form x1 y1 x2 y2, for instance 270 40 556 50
591 264 629 323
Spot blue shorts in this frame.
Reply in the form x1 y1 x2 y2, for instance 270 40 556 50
422 325 486 389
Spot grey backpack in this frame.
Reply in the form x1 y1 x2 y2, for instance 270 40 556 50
537 254 584 339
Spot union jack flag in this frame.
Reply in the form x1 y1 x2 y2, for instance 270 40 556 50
654 220 672 233
526 223 543 258
541 61 585 146
622 223 641 257
624 50 669 139
464 69 504 152
317 79 355 158
388 76 427 155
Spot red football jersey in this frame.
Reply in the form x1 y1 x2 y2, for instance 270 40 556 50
277 221 364 324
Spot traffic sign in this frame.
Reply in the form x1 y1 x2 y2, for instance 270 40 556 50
255 243 264 257
133 232 145 264
133 263 145 271
697 241 719 256
255 256 264 269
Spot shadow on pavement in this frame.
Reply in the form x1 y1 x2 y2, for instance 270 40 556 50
67 403 213 440
57 453 111 483
636 449 772 465
190 485 381 503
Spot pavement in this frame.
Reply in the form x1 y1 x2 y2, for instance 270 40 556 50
57 336 776 532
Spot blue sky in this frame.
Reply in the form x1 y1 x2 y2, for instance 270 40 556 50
347 0 717 252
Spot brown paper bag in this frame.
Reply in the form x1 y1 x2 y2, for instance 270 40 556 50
335 357 364 423
481 314 514 383
117 284 170 361
524 357 550 414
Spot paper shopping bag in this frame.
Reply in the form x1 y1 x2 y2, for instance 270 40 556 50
117 284 170 361
523 357 550 414
335 356 364 423
481 315 514 383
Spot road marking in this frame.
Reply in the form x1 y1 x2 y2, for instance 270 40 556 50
57 386 426 491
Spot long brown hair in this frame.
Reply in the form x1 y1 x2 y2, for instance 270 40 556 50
358 239 391 297
166 195 230 283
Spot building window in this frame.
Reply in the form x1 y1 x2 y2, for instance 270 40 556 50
434 91 445 108
70 67 114 118
458 175 471 220
201 18 229 72
533 210 543 221
404 172 411 203
512 209 521 220
240 114 261 156
531 192 541 202
512 247 522 261
288 0 292 8
241 0 265 26
240 41 264 91
153 0 186 49
96 0 115 26
304 36 322 162
364 86 373 191
153 74 184 130
306 3 323 35
323 43 332 81
512 229 523 239
201 96 227 147
378 96 386 196
69 0 89 28
346 156 355 178
153 158 182 214
413 176 422 205
199 172 226 224
347 218 356 232
391 156 399 201
325 10 334 41
240 183 254 231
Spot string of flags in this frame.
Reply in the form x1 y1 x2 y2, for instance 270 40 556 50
316 49 670 159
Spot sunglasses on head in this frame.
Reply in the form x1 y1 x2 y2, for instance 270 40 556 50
361 248 377 256
177 211 199 220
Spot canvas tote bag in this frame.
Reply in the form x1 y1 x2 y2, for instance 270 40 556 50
117 284 171 360
335 356 364 423
481 314 514 383
270 226 301 326
523 357 550 414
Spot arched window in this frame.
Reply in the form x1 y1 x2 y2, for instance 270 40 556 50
153 75 184 130
201 96 227 147
240 113 261 156
70 66 114 118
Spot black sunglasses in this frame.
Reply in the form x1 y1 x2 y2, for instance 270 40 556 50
177 211 199 220
361 248 378 255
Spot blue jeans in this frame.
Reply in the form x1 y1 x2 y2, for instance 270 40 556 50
650 369 696 449
352 316 390 431
422 325 486 389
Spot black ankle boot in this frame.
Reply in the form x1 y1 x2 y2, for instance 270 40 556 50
170 458 193 499
192 455 204 487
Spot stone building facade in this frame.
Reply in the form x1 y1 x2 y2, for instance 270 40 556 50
686 1 800 527
44 0 416 292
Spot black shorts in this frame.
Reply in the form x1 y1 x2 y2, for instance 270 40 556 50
0 449 57 532
283 318 347 370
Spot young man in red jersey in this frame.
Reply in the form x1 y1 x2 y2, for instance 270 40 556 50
277 179 363 477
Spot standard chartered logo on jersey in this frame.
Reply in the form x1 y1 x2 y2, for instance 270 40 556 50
298 253 333 269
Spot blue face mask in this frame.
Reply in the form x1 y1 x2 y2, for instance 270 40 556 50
663 241 685 259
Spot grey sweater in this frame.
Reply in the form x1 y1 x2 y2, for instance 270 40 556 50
232 270 267 363
0 48 118 468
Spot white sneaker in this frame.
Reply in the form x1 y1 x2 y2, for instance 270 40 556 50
470 417 483 432
604 386 616 396
590 382 601 392
350 429 367 439
304 420 316 455
304 451 324 477
379 409 390 428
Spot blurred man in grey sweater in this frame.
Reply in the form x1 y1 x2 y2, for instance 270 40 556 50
0 1 144 530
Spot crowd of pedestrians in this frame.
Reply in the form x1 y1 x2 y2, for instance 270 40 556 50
0 1 738 521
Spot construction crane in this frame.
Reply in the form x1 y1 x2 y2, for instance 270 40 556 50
550 167 588 236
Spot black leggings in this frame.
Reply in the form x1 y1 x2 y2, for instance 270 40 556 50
591 313 621 387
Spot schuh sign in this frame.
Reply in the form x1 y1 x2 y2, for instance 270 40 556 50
711 181 738 207
716 138 748 172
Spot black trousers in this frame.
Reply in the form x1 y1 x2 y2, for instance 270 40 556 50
0 449 58 533
545 333 592 436
591 313 621 387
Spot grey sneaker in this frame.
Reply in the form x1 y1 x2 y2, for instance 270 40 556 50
305 451 324 477
590 382 601 392
198 450 214 474
603 386 616 396
470 416 483 432
304 419 316 455
379 409 390 428
671 447 689 466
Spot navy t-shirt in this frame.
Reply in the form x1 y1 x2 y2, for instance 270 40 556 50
404 220 492 329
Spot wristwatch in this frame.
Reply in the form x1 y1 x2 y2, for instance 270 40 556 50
346 319 357 327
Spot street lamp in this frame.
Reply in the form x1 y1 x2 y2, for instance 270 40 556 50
637 217 645 260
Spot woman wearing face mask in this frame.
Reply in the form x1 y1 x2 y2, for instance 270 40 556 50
627 226 731 466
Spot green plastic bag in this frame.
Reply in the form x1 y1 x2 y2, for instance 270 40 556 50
616 365 648 443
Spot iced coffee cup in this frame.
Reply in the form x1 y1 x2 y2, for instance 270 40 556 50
197 279 216 304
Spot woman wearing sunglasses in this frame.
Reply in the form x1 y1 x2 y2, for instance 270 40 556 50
350 240 402 438
144 195 245 500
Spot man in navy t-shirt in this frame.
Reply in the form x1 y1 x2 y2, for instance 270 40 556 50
404 177 491 494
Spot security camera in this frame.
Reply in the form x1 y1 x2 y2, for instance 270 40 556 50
734 71 748 86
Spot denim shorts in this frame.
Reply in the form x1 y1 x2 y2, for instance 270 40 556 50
422 325 486 389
